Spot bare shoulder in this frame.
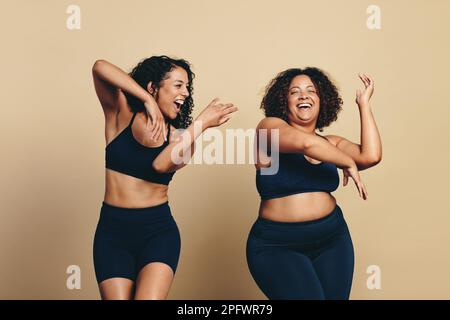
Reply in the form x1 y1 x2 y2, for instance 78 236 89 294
257 117 289 130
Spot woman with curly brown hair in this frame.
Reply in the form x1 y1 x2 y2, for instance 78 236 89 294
246 67 382 299
92 56 237 300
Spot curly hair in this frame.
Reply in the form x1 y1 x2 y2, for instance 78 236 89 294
123 55 195 129
261 67 343 132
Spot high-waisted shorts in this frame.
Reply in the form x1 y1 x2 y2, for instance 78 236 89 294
93 201 181 283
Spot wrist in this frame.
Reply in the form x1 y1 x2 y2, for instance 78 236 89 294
143 94 157 107
357 101 371 109
346 158 356 169
194 115 210 131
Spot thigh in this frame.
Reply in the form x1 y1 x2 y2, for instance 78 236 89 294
134 223 181 299
247 241 325 299
134 262 175 300
312 230 355 300
98 277 134 300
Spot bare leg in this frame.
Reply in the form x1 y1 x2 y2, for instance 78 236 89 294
134 262 174 300
98 277 135 300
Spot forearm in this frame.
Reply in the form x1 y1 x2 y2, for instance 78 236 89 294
358 103 382 162
304 134 356 169
92 59 152 103
152 120 206 172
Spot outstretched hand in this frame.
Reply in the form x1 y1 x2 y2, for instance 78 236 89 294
196 98 238 129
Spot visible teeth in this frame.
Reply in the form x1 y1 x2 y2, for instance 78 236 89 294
175 99 184 105
298 103 311 108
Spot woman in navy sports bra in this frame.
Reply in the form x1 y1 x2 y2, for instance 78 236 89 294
246 68 382 299
92 56 237 299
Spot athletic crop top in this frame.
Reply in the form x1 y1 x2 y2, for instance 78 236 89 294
105 112 175 185
256 152 339 200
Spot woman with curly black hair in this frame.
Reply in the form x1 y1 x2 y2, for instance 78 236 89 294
92 56 237 300
246 67 382 299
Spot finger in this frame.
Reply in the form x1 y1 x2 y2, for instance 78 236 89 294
364 74 372 87
151 118 160 141
343 173 348 186
148 110 155 127
219 115 233 124
145 110 149 127
222 106 239 115
359 181 367 199
155 123 162 141
358 73 364 84
209 97 220 107
163 121 167 142
367 74 374 87
361 74 369 87
146 113 151 128
362 183 368 200
363 74 370 86
221 103 234 110
358 73 367 85
152 119 159 141
155 119 163 141
356 182 362 198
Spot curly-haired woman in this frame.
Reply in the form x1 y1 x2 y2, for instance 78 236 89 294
246 68 381 299
92 56 237 300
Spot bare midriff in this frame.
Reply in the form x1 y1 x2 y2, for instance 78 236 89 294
104 169 169 208
259 191 337 223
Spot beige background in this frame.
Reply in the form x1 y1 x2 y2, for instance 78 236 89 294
0 0 449 299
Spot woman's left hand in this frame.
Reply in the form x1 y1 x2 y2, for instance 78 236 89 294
356 73 374 107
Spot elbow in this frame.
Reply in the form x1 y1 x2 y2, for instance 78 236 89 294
367 154 382 167
92 59 106 73
152 160 168 174
152 159 176 174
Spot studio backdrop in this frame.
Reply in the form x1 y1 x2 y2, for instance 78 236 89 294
0 0 449 299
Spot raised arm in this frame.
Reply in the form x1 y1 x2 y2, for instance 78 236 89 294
152 98 238 173
259 117 368 199
327 73 382 171
258 117 356 170
92 59 165 140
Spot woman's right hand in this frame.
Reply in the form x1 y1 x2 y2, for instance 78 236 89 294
342 165 368 200
144 98 166 141
196 98 238 129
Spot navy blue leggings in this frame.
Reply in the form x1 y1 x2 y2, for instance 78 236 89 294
93 201 180 284
246 204 354 300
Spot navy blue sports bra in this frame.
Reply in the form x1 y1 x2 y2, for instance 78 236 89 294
105 112 175 185
256 152 339 200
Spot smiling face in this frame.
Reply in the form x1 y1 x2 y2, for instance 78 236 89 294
287 75 320 127
152 66 190 120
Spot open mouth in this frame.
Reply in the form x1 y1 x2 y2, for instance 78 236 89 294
174 99 184 111
297 103 312 109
